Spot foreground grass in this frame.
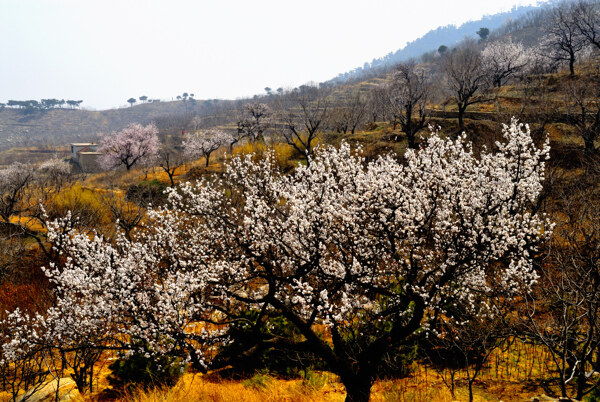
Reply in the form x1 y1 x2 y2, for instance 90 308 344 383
83 340 561 401
102 369 544 402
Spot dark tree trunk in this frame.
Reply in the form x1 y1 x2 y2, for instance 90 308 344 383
343 376 373 402
576 367 586 401
458 104 467 133
407 131 417 149
569 55 576 77
468 378 475 402
583 133 596 153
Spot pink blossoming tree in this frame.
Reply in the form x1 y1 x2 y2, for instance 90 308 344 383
99 123 160 171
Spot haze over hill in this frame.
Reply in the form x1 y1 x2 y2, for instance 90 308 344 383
0 0 554 154
1 0 547 111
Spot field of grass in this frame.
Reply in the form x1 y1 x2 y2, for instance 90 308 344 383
65 339 565 402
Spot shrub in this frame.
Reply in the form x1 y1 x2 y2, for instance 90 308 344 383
215 310 326 378
108 350 185 392
125 179 168 207
48 184 107 229
241 373 272 389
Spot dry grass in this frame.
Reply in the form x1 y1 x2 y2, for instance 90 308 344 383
78 338 562 402
96 364 546 402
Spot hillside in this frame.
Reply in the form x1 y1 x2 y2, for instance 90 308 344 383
0 1 555 160
3 0 600 399
0 99 233 152
326 2 553 84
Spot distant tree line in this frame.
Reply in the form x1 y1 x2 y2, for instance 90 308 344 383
1 99 83 111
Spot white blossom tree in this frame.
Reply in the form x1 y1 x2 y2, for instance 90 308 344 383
0 163 34 227
0 158 72 255
2 120 550 401
183 129 232 167
482 38 531 87
98 123 160 171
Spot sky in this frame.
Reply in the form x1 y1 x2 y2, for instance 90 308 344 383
1 0 545 110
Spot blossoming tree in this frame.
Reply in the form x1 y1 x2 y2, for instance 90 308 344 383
2 120 550 401
482 38 531 87
99 123 160 171
183 129 232 167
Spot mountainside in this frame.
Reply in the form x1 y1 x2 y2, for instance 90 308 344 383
0 100 231 151
0 0 560 156
327 2 553 84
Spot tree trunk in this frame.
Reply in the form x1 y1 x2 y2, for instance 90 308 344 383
559 371 568 398
407 130 417 149
205 153 211 167
458 105 466 133
583 133 595 153
468 379 474 402
569 56 575 77
576 368 586 401
343 377 372 402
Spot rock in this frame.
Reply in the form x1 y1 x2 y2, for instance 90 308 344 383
530 395 564 402
16 378 84 402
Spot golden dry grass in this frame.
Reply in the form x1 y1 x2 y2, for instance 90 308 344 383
75 339 562 402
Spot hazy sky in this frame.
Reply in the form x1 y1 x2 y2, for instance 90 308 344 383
1 0 544 110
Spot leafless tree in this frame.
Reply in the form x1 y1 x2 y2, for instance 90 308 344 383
427 306 509 402
367 86 391 126
387 63 431 148
574 0 600 51
158 146 186 187
563 78 600 153
329 92 366 135
443 42 489 132
525 178 600 400
277 86 330 164
101 190 146 241
542 2 587 77
237 102 272 142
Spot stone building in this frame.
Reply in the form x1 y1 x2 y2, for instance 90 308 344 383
70 143 102 173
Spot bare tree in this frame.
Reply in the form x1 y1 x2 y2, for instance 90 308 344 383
563 78 600 153
278 86 329 164
237 102 272 142
387 63 431 148
574 0 600 51
443 42 489 132
542 2 587 77
427 313 508 402
158 146 186 187
329 92 366 135
101 190 146 241
525 178 600 400
367 85 390 125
